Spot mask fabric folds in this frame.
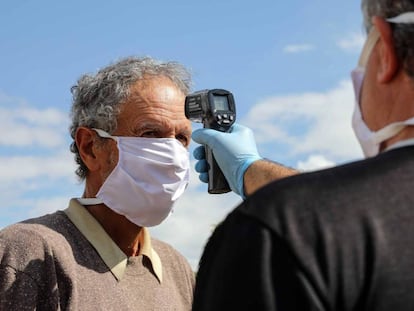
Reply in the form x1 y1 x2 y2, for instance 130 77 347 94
78 129 190 227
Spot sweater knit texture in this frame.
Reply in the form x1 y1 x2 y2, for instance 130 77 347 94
0 208 195 310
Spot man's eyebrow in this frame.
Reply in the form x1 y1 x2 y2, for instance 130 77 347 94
133 120 170 132
133 120 192 136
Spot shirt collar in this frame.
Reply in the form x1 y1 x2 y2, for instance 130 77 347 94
64 199 163 283
384 138 414 152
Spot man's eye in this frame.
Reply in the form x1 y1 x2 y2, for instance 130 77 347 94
142 131 158 138
176 134 189 147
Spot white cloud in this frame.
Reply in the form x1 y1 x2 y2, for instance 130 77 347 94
297 154 335 171
18 107 68 126
0 152 76 182
337 32 365 53
0 93 81 228
0 96 76 185
150 189 239 270
0 125 67 148
150 159 241 270
243 79 363 162
28 196 73 218
0 97 69 148
283 44 315 54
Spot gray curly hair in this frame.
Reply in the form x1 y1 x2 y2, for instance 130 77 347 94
362 0 414 77
69 56 192 180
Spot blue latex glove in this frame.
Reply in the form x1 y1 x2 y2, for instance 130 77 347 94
192 123 262 197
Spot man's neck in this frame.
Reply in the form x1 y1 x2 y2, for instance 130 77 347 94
86 204 142 257
382 126 414 151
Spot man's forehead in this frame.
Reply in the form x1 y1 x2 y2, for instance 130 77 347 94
126 78 183 102
131 75 180 90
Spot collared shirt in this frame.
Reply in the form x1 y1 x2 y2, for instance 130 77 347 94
385 138 414 152
64 198 163 282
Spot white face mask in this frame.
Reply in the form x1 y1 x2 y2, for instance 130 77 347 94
351 12 414 158
78 129 190 227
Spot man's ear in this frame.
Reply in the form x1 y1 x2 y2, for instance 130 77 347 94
75 127 100 172
373 16 400 83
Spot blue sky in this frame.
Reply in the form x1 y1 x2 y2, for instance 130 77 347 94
1 1 365 268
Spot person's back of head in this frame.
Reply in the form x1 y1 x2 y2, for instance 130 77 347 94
362 0 414 78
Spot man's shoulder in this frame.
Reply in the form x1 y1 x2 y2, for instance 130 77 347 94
195 148 414 310
150 237 194 277
0 212 72 255
234 146 414 236
251 147 413 206
3 210 70 232
151 238 189 265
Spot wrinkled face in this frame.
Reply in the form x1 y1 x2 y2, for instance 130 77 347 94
99 75 192 178
115 75 191 143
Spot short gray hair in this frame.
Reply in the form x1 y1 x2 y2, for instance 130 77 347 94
361 0 414 77
69 56 192 179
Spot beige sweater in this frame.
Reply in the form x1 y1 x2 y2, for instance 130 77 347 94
0 209 194 310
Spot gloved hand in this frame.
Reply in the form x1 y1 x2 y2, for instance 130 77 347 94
192 123 262 197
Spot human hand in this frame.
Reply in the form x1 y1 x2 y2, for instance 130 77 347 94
192 123 262 197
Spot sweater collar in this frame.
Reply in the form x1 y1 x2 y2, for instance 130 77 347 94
64 199 163 283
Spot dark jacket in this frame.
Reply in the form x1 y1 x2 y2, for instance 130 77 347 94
193 146 414 310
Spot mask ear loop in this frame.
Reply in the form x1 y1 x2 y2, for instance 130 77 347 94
77 128 118 206
356 10 414 68
93 128 116 139
358 28 380 67
386 12 414 24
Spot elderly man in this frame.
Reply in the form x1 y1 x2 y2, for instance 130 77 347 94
0 57 194 310
192 0 414 310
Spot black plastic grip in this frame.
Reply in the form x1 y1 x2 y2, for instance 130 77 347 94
185 88 236 194
206 145 231 194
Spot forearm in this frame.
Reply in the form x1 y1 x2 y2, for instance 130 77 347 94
243 159 299 196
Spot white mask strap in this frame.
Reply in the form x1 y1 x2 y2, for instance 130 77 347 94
93 128 116 140
373 117 414 144
77 128 114 207
358 28 380 67
359 12 414 67
387 12 414 24
77 198 104 205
